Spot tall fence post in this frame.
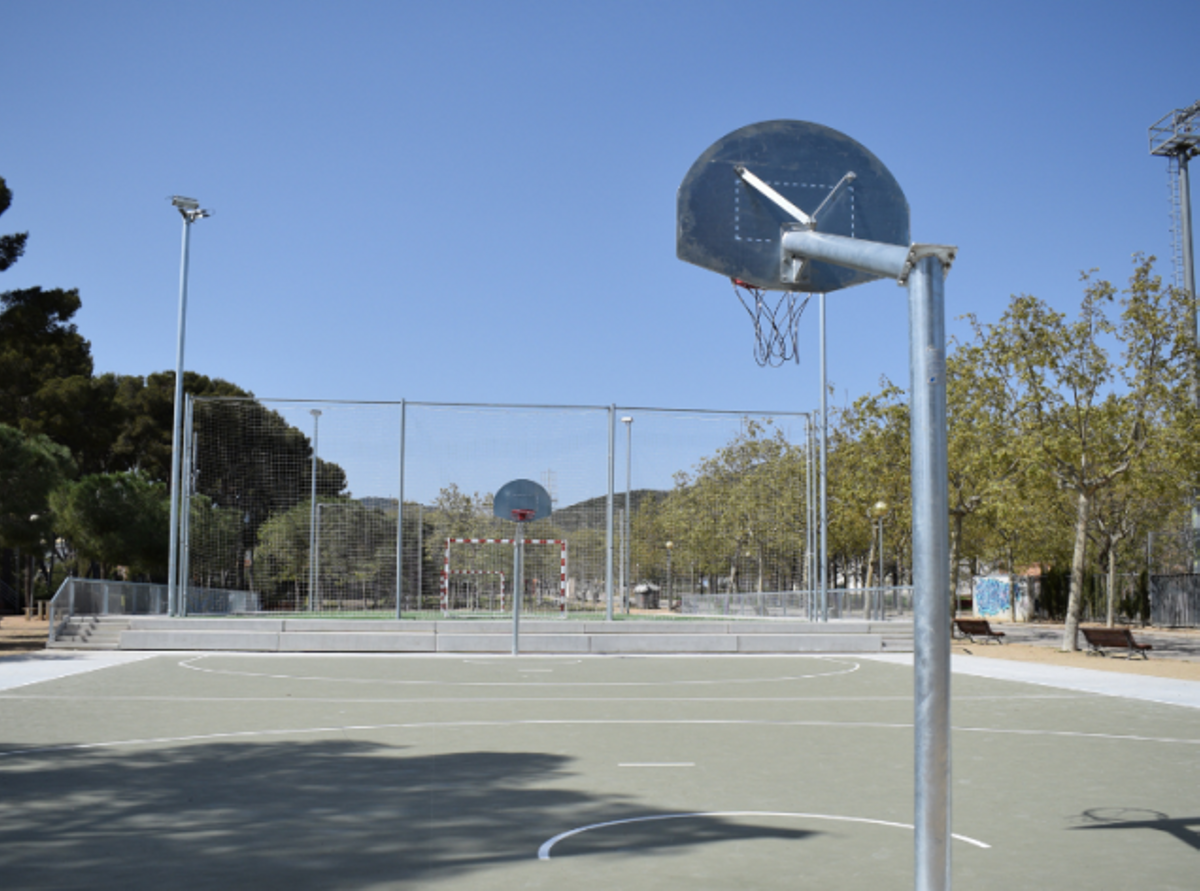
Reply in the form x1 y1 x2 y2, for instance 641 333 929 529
396 399 406 619
606 405 615 622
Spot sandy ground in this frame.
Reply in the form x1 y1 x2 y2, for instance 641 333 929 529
0 616 50 655
950 638 1200 681
4 613 1200 682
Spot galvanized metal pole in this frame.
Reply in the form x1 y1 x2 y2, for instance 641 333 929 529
417 504 423 613
1180 157 1200 573
606 405 615 621
819 293 829 622
307 409 321 612
179 397 194 616
396 399 406 618
908 254 952 891
166 215 194 618
624 416 633 613
512 525 524 655
807 417 815 619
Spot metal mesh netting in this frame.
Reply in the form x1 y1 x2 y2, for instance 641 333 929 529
184 398 814 618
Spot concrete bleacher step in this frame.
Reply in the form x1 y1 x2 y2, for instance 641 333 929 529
49 616 131 650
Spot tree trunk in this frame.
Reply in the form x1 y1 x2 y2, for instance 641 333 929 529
949 511 964 617
1008 547 1017 623
1062 490 1091 651
864 530 876 619
1106 545 1117 628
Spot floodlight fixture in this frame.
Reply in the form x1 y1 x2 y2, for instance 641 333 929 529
171 195 200 210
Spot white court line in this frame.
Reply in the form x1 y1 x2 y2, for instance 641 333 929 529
176 654 862 687
537 811 991 859
4 717 1198 759
618 762 695 768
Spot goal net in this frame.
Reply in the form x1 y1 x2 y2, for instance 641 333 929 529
441 538 567 617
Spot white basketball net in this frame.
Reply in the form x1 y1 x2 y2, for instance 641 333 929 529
732 279 810 367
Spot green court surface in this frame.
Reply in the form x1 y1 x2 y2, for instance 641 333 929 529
1 652 1197 890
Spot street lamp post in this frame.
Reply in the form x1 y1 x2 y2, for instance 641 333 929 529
869 500 889 620
665 540 673 609
622 416 633 613
167 196 209 618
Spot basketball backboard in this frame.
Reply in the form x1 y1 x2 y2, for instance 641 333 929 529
676 120 910 293
493 479 553 523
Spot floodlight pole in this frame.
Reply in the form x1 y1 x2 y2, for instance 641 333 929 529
167 197 208 618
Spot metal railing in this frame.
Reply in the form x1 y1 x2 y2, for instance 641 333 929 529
48 578 262 641
681 586 913 620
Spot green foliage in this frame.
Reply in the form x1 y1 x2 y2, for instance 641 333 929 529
0 175 29 272
644 419 809 594
0 424 75 549
50 472 170 576
0 287 94 429
255 498 398 608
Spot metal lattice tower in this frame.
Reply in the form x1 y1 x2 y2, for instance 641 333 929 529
1149 100 1200 572
1149 100 1200 293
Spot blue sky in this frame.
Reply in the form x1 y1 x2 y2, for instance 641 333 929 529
3 0 1197 422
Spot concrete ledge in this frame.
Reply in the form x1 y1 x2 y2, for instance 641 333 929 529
282 619 437 633
584 621 731 634
736 634 883 653
436 634 512 653
121 630 280 651
590 634 738 654
128 618 285 632
279 632 436 652
513 635 591 654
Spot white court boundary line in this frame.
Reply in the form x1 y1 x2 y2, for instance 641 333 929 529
537 811 991 859
175 654 863 687
3 717 1199 759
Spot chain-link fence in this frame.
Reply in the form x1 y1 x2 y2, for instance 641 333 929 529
183 398 816 619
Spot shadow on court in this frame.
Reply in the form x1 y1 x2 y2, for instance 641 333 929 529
1071 808 1200 852
0 739 816 890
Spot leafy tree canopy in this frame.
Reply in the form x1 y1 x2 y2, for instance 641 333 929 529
0 424 75 549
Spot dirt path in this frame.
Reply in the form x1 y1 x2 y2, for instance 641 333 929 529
0 617 50 655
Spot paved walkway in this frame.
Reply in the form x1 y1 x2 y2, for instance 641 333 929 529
866 652 1200 709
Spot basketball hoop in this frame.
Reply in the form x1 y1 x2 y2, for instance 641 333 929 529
732 278 809 367
511 508 535 522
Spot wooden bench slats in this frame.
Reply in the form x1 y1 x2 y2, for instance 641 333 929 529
954 618 1005 644
1080 627 1152 659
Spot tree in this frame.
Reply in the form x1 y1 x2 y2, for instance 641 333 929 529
0 176 28 272
970 257 1197 650
51 472 170 578
0 424 75 550
0 287 94 430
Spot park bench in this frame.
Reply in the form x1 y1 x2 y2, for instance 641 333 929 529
1080 626 1152 659
953 618 1005 644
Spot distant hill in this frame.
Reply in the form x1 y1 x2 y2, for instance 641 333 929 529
549 489 668 533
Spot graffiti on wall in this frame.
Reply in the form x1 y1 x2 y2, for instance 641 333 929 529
973 576 1011 617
